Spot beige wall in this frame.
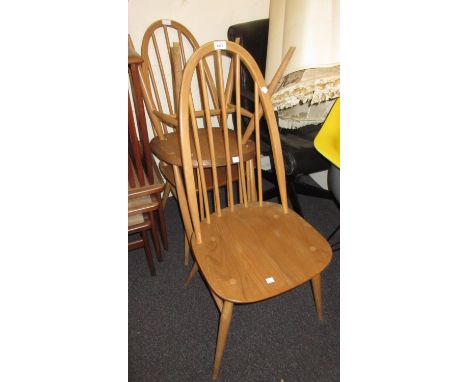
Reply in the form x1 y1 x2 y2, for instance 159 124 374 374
128 0 269 54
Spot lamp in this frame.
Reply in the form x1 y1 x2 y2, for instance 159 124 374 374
265 0 340 129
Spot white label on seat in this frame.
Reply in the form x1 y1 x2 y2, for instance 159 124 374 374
214 41 227 50
265 277 275 284
261 86 268 94
162 19 171 26
232 156 239 164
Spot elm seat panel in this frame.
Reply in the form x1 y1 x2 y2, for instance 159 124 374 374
151 128 256 167
191 202 332 304
159 161 243 191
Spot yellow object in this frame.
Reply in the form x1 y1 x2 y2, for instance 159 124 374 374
314 98 340 168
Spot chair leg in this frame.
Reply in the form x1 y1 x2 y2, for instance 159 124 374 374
141 230 156 276
311 274 323 320
185 261 199 287
162 182 171 209
212 301 234 380
184 234 190 266
155 193 169 250
149 212 163 262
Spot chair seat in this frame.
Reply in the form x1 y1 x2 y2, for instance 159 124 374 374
191 202 332 304
128 213 145 226
159 161 245 192
151 128 256 167
128 195 158 227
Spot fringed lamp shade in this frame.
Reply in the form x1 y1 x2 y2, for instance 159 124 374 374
265 0 340 129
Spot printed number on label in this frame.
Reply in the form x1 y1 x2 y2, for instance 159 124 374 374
214 41 227 50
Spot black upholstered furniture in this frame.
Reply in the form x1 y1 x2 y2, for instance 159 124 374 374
227 19 333 216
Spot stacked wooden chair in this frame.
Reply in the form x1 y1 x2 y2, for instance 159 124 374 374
136 20 294 266
128 44 168 275
137 20 253 264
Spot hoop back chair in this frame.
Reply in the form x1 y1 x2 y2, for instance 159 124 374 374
138 20 260 264
178 41 333 380
128 45 169 274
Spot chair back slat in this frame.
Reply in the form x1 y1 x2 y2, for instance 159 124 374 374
188 94 211 223
128 153 136 188
197 62 222 215
224 37 240 106
235 53 248 206
179 41 289 244
177 29 187 65
170 42 183 115
130 63 154 185
146 48 166 132
151 32 174 117
128 93 146 186
214 50 235 210
136 64 166 139
254 83 263 206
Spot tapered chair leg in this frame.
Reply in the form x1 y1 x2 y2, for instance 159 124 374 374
153 192 169 250
141 230 156 276
149 212 163 262
311 274 323 320
162 182 171 209
185 262 199 287
184 234 190 266
212 301 234 380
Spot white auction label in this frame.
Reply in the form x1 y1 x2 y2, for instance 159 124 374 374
261 86 268 94
162 19 171 26
265 277 275 284
214 41 227 50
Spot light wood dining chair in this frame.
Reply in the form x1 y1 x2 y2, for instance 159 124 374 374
135 21 294 266
137 20 255 264
140 20 229 209
128 45 168 274
178 41 333 380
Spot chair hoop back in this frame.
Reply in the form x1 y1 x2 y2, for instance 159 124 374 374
141 20 219 136
178 41 289 243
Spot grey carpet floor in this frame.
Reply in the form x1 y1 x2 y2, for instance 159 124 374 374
129 187 340 382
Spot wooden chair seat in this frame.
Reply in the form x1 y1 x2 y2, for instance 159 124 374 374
128 213 145 227
159 161 244 192
128 195 158 226
192 202 332 303
151 128 255 167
